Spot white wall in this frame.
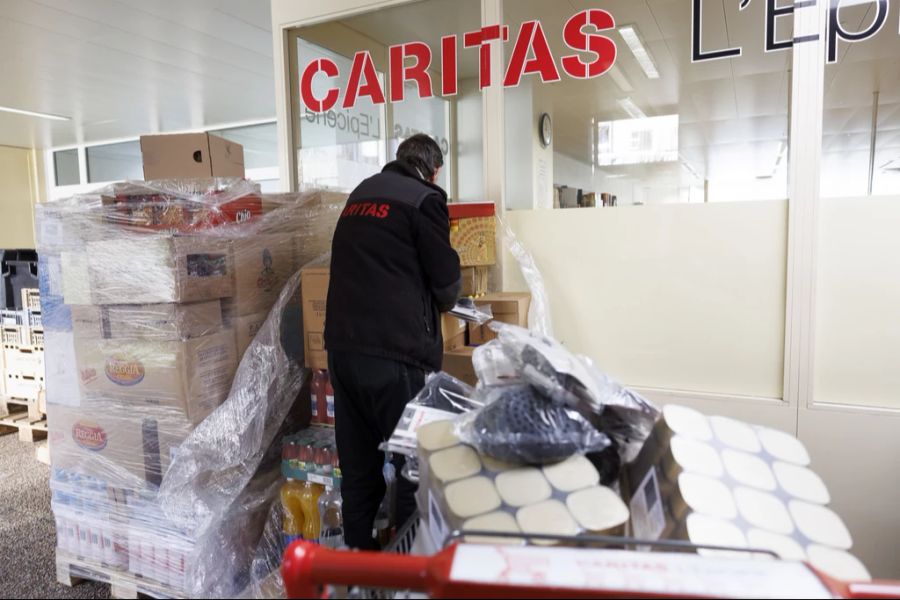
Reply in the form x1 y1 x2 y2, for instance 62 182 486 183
504 83 534 210
814 196 900 410
0 145 41 248
530 82 554 210
503 80 554 210
503 201 788 398
457 78 484 203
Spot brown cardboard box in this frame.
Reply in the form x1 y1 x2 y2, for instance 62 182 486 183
48 403 193 486
441 313 467 351
233 311 268 360
60 252 92 305
140 133 244 180
74 330 237 425
442 346 477 386
70 300 223 341
228 234 294 316
87 236 235 305
301 266 330 370
468 292 531 345
460 266 490 297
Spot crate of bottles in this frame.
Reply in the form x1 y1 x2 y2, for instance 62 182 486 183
281 425 341 487
281 425 344 548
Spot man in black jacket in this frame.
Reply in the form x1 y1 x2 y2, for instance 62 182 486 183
325 134 461 549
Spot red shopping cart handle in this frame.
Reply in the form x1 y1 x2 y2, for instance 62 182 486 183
283 540 900 599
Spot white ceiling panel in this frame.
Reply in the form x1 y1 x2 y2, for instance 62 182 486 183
0 0 274 149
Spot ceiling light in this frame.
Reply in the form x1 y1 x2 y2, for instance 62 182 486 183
617 97 647 120
608 65 634 92
605 174 627 179
0 105 70 121
618 25 660 80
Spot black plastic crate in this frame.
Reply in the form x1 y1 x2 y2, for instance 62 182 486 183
1 250 39 311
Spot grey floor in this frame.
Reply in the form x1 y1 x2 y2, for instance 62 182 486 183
0 432 110 599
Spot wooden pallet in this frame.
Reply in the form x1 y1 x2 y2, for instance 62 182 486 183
0 401 48 442
35 440 50 465
56 552 179 599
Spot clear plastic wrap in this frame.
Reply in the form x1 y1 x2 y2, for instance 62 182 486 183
381 372 479 458
455 383 611 465
34 179 346 598
496 214 553 337
475 323 660 464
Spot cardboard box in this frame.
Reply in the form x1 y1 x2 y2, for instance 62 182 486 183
301 266 330 370
48 403 193 486
60 252 92 305
74 330 237 425
449 203 496 267
87 236 235 305
228 234 294 317
140 133 244 180
70 301 222 341
468 292 531 345
460 266 490 297
441 313 467 351
442 346 476 386
233 311 268 360
101 188 262 232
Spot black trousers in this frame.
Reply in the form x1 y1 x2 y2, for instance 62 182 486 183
328 350 424 550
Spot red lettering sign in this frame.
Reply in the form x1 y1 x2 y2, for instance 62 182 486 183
562 9 617 79
390 42 433 102
504 20 561 87
343 51 385 109
300 58 340 112
299 14 622 112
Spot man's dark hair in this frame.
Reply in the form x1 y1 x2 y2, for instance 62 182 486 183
397 134 444 181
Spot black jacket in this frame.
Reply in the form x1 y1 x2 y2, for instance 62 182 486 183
324 160 461 371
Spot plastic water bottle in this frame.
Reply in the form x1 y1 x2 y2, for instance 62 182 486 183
318 486 344 549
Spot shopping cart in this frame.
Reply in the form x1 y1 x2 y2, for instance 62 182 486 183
283 520 900 599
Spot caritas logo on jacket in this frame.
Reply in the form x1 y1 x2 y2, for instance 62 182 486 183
341 202 390 220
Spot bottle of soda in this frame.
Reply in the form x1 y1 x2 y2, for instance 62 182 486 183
310 370 326 424
325 373 336 425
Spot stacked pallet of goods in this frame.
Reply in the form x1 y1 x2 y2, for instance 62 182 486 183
35 133 345 598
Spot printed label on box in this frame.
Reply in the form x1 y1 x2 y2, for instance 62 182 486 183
392 405 457 449
630 467 665 548
429 490 450 547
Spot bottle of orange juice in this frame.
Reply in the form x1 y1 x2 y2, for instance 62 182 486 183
300 481 325 543
280 476 306 548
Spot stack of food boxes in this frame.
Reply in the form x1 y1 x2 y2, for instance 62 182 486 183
300 201 532 387
1 286 45 411
36 134 340 595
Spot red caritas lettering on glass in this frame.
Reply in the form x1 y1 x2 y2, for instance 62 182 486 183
341 202 390 219
299 9 617 111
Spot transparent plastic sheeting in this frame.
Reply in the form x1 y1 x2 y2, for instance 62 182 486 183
35 179 344 598
469 323 660 465
496 215 553 337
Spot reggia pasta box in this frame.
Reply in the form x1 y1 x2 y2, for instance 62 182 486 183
48 402 193 487
73 330 237 426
